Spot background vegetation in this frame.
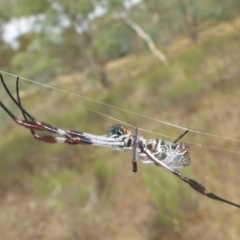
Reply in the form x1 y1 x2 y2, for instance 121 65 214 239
0 0 240 239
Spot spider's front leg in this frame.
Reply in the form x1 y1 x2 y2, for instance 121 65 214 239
0 74 95 145
0 99 92 145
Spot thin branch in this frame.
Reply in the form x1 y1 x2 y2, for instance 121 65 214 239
121 16 168 66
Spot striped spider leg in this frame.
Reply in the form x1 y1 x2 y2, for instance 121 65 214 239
0 74 134 151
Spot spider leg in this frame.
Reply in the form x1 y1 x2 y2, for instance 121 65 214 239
172 171 240 208
0 93 126 148
14 76 80 144
16 75 35 136
0 74 70 138
0 74 128 148
132 127 138 172
0 74 96 145
174 129 189 143
1 74 69 135
0 98 86 144
144 148 240 208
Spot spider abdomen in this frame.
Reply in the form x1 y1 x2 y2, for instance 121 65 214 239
140 139 191 168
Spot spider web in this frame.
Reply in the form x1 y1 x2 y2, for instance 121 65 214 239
0 70 240 157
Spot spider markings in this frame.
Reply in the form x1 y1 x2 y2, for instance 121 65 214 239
0 73 240 209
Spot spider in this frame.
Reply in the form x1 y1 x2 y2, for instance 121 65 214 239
0 73 240 209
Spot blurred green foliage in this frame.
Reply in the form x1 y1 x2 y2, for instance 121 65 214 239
1 0 240 83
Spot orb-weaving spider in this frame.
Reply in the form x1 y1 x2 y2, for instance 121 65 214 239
0 73 240 209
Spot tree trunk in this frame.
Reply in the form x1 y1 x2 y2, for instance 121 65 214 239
98 62 110 88
178 0 198 42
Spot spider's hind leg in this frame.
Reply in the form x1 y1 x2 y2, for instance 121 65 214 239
174 129 189 143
